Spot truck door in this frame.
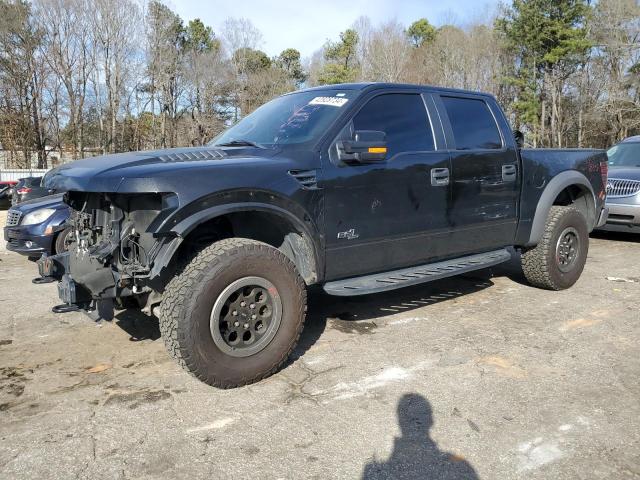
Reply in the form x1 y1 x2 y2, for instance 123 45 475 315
321 92 452 280
434 94 520 255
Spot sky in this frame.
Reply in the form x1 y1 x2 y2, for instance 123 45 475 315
169 0 502 59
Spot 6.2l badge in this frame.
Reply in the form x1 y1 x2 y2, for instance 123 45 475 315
337 228 359 240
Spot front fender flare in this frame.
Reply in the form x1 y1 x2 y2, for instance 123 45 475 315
149 201 322 283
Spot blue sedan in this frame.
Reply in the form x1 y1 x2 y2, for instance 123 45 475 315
4 194 72 259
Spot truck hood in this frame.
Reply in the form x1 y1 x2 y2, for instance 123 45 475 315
608 166 640 181
45 146 282 193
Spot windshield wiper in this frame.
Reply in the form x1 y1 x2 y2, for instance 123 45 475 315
216 139 264 148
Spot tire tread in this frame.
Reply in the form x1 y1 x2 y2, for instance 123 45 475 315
158 238 306 388
521 206 585 290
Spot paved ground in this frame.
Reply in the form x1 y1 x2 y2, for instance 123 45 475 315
0 209 639 479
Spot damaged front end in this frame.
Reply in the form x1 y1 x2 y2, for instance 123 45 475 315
38 191 178 319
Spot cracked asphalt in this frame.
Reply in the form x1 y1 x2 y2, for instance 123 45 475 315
1 209 639 479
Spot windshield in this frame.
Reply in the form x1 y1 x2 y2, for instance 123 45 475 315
607 143 640 167
211 89 357 147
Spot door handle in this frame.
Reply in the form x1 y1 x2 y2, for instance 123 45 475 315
431 168 450 187
502 164 517 182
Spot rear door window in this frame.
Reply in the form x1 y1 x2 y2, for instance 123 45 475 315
352 93 435 158
441 96 502 150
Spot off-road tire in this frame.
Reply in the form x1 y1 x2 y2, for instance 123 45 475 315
54 226 73 254
158 238 307 388
521 206 588 290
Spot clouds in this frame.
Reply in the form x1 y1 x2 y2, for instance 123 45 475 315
169 0 500 58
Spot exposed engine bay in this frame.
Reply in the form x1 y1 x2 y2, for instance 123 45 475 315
41 192 168 316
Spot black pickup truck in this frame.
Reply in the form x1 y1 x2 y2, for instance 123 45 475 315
40 83 608 388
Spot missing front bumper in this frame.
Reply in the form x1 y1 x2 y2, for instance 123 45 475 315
36 253 92 307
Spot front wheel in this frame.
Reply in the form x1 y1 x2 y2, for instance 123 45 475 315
521 206 589 290
159 238 307 388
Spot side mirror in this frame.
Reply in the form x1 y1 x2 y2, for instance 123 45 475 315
337 130 387 164
513 130 525 149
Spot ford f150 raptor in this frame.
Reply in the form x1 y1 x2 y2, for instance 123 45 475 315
38 83 609 388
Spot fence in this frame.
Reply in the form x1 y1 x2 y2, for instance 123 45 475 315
0 148 101 177
0 169 50 182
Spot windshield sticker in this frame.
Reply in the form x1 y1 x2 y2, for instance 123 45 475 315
309 96 349 107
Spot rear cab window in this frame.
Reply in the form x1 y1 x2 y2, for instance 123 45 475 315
440 96 502 150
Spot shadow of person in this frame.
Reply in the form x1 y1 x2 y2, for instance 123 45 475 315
363 393 479 480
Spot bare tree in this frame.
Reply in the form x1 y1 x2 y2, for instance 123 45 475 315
222 17 263 120
35 0 93 158
145 1 185 148
0 0 49 167
590 0 640 144
90 0 141 153
360 20 411 82
183 19 224 145
1 1 639 160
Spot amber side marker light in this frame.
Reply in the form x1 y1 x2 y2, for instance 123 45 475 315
368 147 387 154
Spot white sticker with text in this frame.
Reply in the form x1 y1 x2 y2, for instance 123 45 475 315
309 96 349 107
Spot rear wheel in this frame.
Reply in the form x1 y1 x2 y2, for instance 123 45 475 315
159 238 306 388
521 206 589 290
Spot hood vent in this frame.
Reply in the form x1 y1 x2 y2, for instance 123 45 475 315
289 169 320 190
158 150 226 162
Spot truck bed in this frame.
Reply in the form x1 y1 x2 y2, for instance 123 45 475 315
515 148 607 245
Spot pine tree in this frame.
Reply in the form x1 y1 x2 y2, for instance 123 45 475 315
497 0 591 147
318 29 359 85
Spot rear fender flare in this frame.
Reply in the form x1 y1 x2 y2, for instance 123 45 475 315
526 170 595 246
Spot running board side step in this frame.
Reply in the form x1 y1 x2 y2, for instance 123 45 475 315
323 249 511 296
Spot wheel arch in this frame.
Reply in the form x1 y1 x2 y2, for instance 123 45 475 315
526 170 596 247
151 201 322 286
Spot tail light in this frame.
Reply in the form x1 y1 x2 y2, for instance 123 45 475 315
17 187 32 195
600 161 608 199
600 161 608 186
